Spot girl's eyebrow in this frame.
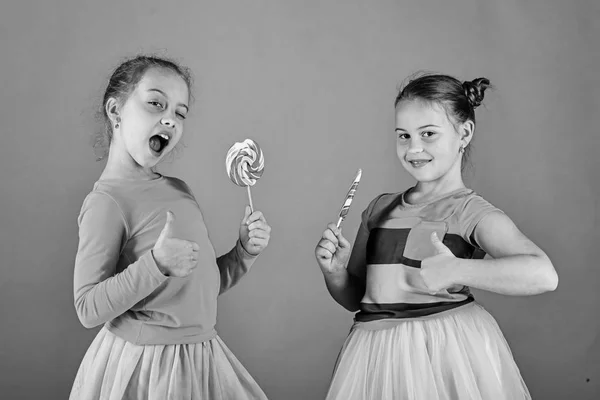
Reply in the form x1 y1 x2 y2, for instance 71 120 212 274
395 124 440 132
148 88 189 111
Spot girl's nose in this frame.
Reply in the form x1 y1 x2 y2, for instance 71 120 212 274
160 117 175 128
407 138 424 153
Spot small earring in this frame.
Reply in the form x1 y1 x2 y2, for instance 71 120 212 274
459 145 465 154
115 116 121 129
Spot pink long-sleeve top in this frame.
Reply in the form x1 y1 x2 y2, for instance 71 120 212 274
73 175 257 345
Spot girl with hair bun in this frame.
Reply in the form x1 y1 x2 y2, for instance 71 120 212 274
315 73 558 399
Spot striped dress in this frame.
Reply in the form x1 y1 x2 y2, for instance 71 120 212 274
326 187 531 400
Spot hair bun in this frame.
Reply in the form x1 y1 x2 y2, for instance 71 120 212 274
463 77 490 108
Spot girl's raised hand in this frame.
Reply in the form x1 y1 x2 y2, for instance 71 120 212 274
239 206 271 256
315 223 351 275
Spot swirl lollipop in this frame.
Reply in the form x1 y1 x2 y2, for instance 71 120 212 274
226 139 265 212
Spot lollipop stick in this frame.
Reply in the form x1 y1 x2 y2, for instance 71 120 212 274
247 185 254 213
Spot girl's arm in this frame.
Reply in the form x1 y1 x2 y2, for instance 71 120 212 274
322 267 366 312
74 193 167 328
320 223 368 312
217 240 258 294
447 211 558 295
320 194 390 311
217 206 270 294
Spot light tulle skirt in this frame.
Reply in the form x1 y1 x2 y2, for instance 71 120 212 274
326 303 531 400
69 327 268 400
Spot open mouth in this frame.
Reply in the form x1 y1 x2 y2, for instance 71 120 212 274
408 160 431 168
149 133 170 155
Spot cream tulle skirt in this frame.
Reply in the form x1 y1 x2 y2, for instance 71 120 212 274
326 302 531 400
69 327 267 400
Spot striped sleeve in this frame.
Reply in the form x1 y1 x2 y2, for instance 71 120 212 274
346 194 387 281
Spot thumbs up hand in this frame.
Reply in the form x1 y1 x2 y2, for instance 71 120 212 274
420 232 460 294
152 211 200 277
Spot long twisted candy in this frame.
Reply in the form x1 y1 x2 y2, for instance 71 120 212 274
226 139 264 187
336 169 362 228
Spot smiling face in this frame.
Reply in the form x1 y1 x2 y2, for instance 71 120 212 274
395 99 472 184
108 67 190 170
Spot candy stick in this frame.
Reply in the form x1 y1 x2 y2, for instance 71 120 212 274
247 185 254 213
336 169 362 228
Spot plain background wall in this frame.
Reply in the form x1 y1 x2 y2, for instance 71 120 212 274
1 0 598 398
